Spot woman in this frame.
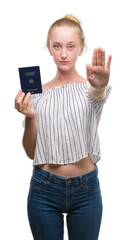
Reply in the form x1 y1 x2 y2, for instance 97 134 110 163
15 15 112 240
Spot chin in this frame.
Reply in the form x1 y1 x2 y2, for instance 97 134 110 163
57 64 74 71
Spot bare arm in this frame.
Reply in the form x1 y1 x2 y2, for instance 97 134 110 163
22 115 38 159
15 89 38 159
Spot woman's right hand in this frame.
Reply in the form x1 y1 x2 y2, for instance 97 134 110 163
15 89 36 118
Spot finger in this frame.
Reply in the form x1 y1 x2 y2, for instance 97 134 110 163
91 48 97 66
106 55 112 70
86 64 92 78
16 92 25 104
21 92 31 110
23 92 31 104
101 49 105 67
15 89 22 102
28 97 33 106
15 89 22 108
91 65 104 73
15 92 26 110
97 48 101 66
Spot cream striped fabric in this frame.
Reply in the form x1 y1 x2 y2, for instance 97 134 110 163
22 81 112 165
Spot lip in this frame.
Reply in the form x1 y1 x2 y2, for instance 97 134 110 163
60 61 69 64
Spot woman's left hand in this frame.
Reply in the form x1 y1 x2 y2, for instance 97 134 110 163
86 47 112 90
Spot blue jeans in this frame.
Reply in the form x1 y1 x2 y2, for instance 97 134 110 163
27 164 103 240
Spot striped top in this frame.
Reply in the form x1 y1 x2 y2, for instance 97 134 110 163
22 81 112 166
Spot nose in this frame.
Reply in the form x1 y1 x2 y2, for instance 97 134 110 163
61 47 67 59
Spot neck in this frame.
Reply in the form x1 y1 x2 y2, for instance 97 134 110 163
55 67 81 84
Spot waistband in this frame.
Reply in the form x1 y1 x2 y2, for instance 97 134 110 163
32 164 98 186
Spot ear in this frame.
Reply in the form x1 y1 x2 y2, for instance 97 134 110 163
47 45 52 56
79 45 84 56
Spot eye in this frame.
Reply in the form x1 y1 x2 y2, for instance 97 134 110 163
68 45 74 49
54 45 60 49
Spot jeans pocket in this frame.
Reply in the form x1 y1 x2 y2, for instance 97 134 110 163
30 174 49 191
83 175 100 192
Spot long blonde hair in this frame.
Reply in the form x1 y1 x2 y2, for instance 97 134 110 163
47 14 85 47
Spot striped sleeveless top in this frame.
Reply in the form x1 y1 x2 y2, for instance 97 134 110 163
22 81 112 166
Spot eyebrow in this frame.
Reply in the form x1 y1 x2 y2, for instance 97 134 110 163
52 41 76 44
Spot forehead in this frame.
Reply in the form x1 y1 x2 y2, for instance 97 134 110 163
50 26 80 43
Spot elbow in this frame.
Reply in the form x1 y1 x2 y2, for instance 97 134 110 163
22 139 34 160
26 151 34 160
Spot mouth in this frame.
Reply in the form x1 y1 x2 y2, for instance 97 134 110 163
60 61 69 65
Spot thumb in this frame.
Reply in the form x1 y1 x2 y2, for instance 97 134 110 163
86 64 92 78
86 63 91 70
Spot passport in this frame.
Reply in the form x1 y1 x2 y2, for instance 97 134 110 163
18 66 42 94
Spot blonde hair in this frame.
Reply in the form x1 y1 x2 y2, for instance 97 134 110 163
47 14 85 47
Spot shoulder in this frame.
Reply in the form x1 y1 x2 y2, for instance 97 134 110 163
77 76 87 84
42 83 49 91
42 80 54 91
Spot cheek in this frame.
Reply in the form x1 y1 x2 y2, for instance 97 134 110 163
72 51 80 61
52 53 61 65
52 51 59 59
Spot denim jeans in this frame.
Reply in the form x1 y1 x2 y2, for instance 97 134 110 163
27 164 103 240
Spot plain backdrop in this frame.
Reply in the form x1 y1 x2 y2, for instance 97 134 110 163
0 0 127 239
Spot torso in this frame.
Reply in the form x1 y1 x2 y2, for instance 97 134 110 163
36 77 95 177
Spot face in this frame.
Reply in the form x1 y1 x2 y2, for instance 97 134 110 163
47 26 84 71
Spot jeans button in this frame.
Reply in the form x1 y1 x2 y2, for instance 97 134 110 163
46 179 49 183
67 179 71 183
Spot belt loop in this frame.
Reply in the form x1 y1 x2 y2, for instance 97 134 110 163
79 175 83 187
48 173 53 182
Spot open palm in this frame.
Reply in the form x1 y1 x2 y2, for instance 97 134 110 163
86 48 112 90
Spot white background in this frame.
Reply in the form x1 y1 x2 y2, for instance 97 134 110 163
0 0 127 239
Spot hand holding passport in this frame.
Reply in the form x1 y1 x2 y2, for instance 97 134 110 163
18 66 42 94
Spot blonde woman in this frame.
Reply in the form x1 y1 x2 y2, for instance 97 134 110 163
15 14 112 240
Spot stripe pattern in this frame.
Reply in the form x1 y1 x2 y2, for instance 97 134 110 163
22 82 112 166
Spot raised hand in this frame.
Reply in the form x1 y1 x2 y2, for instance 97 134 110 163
86 47 112 90
15 90 36 118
